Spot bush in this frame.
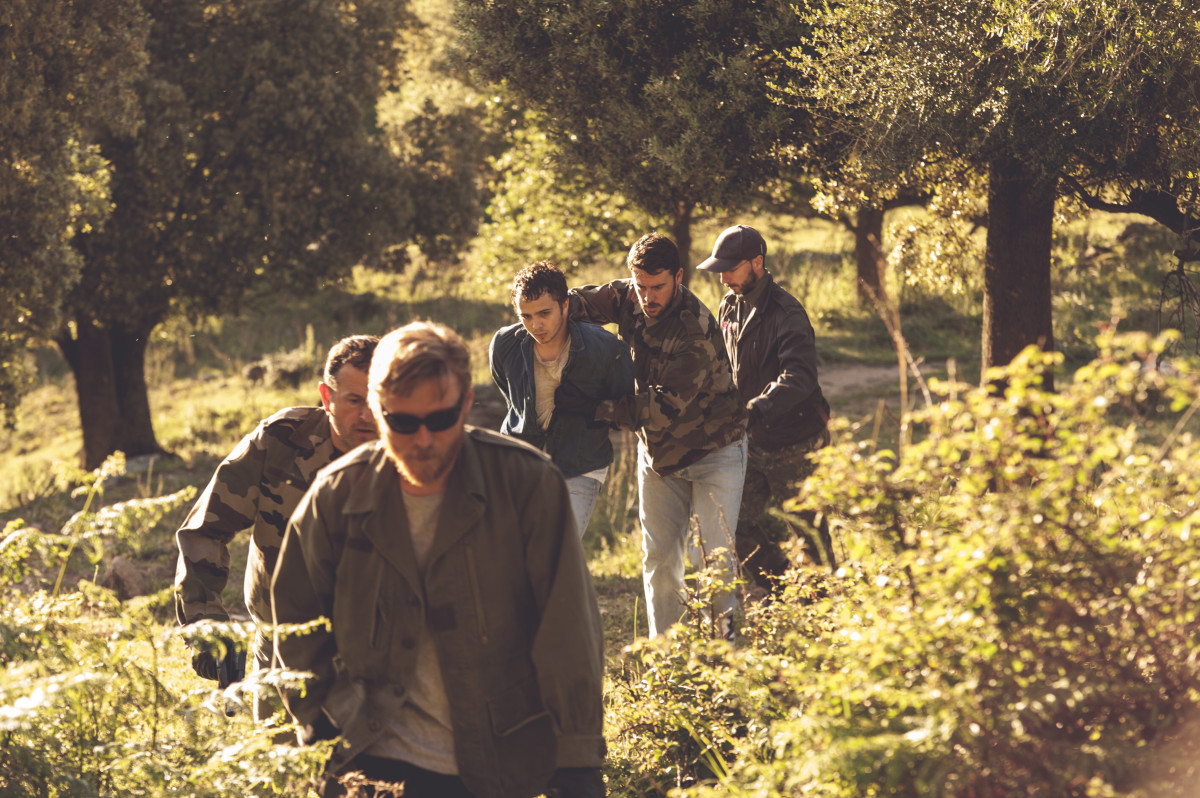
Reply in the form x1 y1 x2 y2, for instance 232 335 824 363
0 456 328 797
604 332 1200 797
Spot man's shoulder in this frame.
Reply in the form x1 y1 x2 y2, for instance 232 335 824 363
764 279 807 314
308 442 379 494
572 278 634 301
256 406 328 448
263 406 324 427
573 318 624 350
677 289 718 339
493 322 527 343
467 427 553 463
490 323 528 358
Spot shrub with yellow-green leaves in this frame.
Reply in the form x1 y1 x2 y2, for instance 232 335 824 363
606 332 1200 797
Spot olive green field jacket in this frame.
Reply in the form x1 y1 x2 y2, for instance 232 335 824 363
271 428 605 798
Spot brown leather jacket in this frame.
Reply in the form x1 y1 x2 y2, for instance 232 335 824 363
718 272 829 449
271 429 605 798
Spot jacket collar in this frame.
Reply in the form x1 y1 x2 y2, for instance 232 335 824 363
340 437 488 584
733 271 775 338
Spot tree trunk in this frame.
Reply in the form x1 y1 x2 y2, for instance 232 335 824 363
983 156 1056 389
854 204 886 307
56 318 165 470
671 200 694 287
110 325 163 458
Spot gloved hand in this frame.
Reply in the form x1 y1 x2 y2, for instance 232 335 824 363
299 710 341 745
191 636 246 687
746 403 764 431
554 383 599 420
546 767 605 798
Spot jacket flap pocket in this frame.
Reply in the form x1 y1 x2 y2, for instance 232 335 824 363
487 674 549 737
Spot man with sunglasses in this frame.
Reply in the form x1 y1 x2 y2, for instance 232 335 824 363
490 261 634 538
174 334 379 717
272 321 605 798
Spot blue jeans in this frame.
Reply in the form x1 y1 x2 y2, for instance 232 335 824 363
637 437 747 637
565 474 603 539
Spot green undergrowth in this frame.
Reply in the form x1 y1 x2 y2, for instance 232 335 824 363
604 332 1200 797
3 330 1199 795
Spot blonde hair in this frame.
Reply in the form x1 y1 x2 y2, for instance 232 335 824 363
369 320 471 402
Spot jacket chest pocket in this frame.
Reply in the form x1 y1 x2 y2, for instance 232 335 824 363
334 545 395 663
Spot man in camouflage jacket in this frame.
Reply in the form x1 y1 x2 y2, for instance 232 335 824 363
562 233 747 638
698 225 833 589
174 335 378 704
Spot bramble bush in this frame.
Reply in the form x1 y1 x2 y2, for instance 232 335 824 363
605 331 1200 797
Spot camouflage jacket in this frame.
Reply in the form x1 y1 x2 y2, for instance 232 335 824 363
174 406 337 627
570 279 746 475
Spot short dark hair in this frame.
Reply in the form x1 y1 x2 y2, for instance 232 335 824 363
626 233 680 276
509 261 568 307
323 335 380 385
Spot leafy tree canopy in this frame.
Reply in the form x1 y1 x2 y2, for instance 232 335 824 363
0 0 148 418
455 0 806 266
782 0 1200 375
472 108 661 287
53 0 420 467
793 0 1200 229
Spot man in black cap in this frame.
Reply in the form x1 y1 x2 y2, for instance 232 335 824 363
697 224 834 590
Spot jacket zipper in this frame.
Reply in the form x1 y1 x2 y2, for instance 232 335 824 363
465 547 490 645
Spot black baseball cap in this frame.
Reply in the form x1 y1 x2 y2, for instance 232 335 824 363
696 224 767 273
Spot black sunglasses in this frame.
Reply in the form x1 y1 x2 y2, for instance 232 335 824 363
380 396 464 435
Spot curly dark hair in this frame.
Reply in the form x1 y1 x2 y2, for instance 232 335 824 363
509 261 569 307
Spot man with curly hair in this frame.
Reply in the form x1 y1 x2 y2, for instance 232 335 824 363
490 261 634 538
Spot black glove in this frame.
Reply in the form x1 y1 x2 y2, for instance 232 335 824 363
191 636 246 687
299 711 341 745
746 403 764 431
546 767 605 798
555 383 599 420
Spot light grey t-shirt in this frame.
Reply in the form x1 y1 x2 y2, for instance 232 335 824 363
365 489 457 774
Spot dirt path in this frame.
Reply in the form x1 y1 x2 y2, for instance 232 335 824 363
819 362 904 399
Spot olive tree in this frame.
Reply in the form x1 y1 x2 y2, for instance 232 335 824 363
787 0 1200 379
55 0 416 468
455 0 805 274
0 0 148 420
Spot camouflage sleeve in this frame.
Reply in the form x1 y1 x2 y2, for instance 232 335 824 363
568 281 627 325
173 428 266 626
600 321 725 434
